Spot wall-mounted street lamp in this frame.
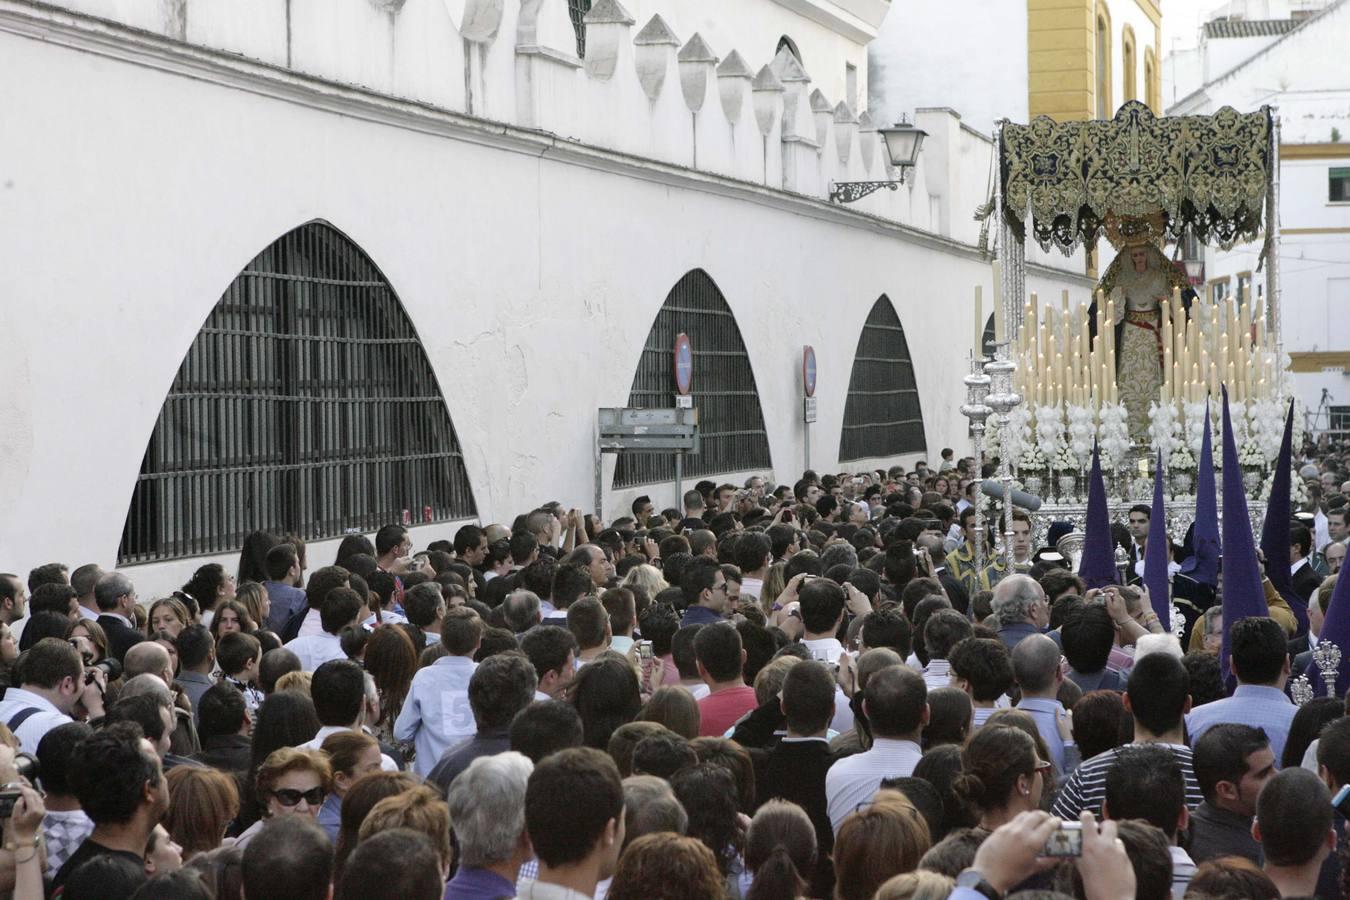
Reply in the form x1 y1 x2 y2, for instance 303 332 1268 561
829 115 927 204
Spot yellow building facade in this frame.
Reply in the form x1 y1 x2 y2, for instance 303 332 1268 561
1029 0 1162 121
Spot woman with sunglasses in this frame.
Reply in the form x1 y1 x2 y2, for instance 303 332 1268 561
955 725 1052 833
234 747 332 849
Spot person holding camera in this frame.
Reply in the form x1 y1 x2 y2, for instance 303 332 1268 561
0 638 105 753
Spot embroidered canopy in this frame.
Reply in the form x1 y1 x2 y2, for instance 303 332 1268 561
1000 101 1272 254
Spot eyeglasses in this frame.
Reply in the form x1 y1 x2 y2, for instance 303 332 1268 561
1033 760 1053 777
271 787 325 807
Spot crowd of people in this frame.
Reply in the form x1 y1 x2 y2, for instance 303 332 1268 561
0 438 1346 900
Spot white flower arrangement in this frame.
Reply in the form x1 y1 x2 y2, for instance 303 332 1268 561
1258 467 1311 505
983 420 1001 458
1001 406 1032 465
1228 399 1249 448
1182 400 1208 457
1018 447 1048 472
1238 440 1265 468
1052 445 1078 472
1098 403 1131 469
1168 445 1196 471
1147 401 1179 458
1066 404 1097 468
1034 405 1066 461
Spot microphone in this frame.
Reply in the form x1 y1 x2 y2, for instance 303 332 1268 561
979 481 1044 511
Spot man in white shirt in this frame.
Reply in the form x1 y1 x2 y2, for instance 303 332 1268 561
521 625 578 704
395 608 482 776
284 587 364 672
734 533 772 605
0 638 106 752
296 659 397 771
921 610 973 691
825 665 928 832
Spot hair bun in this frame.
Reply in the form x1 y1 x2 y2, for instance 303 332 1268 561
953 772 987 805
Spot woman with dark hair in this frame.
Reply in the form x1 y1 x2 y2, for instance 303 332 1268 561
690 736 756 815
1283 697 1343 771
912 746 974 835
209 600 256 643
571 656 641 750
183 563 238 623
362 625 418 759
671 763 745 894
955 725 1050 832
638 685 701 739
235 690 321 832
66 618 108 665
1071 690 1128 762
335 534 376 569
922 687 973 750
744 800 816 900
236 531 279 586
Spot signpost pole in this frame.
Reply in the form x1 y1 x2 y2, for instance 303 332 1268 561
674 452 683 513
802 345 818 473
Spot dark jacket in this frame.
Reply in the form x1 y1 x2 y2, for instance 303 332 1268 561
756 738 837 898
192 733 252 773
98 614 146 663
1292 563 1323 606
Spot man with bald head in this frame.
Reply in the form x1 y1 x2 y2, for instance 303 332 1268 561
990 574 1049 651
1013 633 1070 775
124 642 174 687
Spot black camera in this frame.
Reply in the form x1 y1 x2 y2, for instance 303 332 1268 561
84 657 122 685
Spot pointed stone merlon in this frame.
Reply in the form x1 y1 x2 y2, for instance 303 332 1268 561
633 14 679 101
810 88 832 152
461 0 505 44
770 46 811 138
582 0 634 80
751 65 784 137
716 49 752 126
677 33 717 114
833 101 858 164
857 109 876 170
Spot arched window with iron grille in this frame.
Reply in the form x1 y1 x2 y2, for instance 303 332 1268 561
838 295 926 462
568 0 592 57
118 221 477 564
613 270 771 488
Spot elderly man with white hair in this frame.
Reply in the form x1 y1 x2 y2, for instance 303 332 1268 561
990 575 1049 651
444 751 534 899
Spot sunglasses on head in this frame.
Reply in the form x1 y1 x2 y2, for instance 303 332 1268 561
271 787 325 807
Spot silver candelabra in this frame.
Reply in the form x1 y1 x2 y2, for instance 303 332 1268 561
983 342 1022 568
960 352 993 576
1314 640 1342 698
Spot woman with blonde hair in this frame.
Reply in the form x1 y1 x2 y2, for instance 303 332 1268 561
622 564 668 601
165 766 240 861
744 800 817 900
355 785 453 877
636 685 700 739
832 790 931 900
235 747 332 848
233 583 271 638
148 597 191 639
606 834 727 900
759 563 787 612
873 870 956 900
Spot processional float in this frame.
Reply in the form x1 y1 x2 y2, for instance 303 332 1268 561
962 101 1301 598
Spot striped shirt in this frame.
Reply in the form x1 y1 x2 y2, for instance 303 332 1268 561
1051 742 1202 820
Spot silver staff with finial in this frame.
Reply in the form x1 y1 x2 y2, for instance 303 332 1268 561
1314 640 1342 698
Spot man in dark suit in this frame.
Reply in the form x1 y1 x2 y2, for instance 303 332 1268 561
94 571 146 663
755 659 838 899
1291 524 1324 607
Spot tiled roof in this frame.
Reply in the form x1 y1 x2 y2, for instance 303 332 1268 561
1203 18 1299 39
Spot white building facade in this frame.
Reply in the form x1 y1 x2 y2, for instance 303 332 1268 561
1167 0 1350 435
0 0 1090 596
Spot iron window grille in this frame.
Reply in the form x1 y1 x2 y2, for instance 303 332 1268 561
118 221 476 564
839 296 927 461
568 0 592 58
613 269 772 488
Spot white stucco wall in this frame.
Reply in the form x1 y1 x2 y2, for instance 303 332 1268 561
0 7 1092 597
868 0 1027 137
